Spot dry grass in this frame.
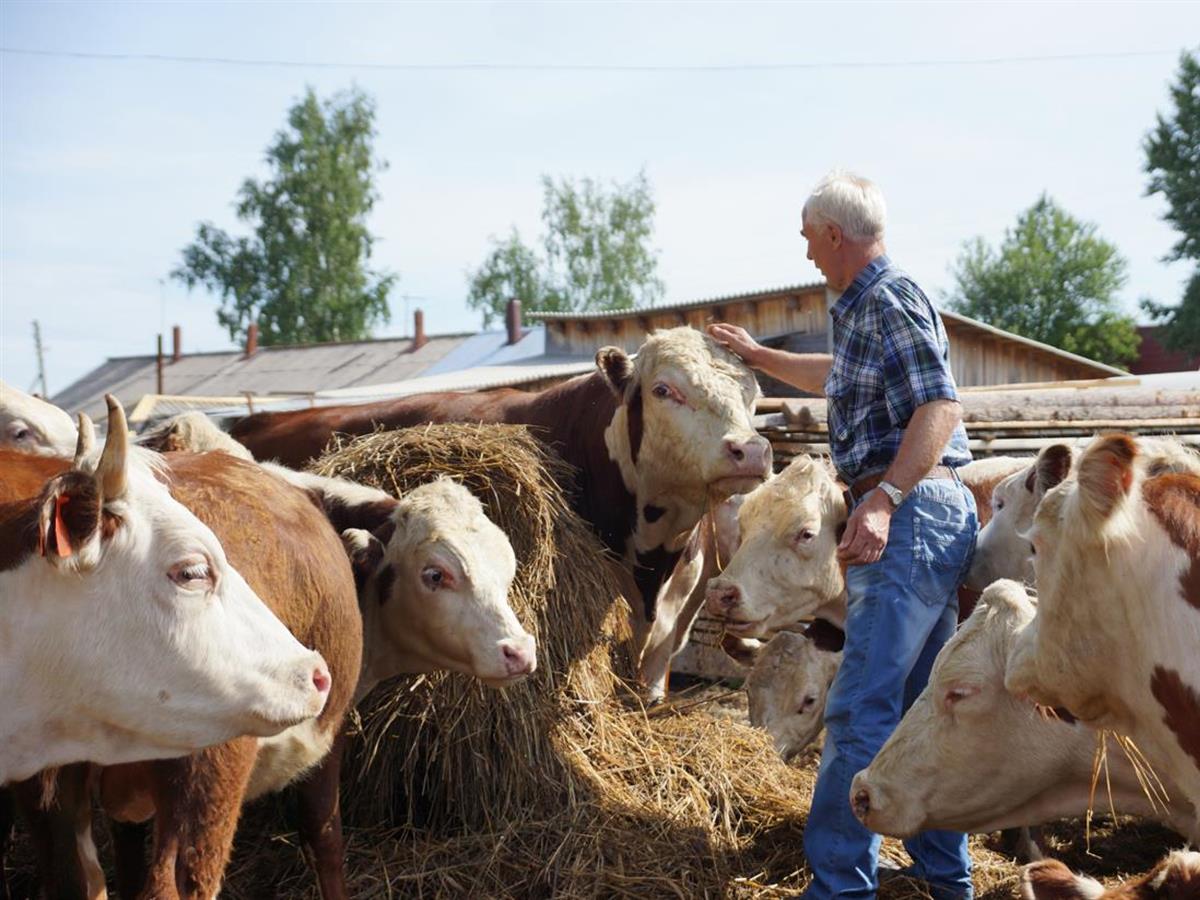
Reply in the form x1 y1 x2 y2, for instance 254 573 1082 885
1 423 1180 898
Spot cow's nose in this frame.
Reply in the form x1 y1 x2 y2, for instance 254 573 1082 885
312 665 331 695
725 437 771 473
500 640 536 677
708 583 740 613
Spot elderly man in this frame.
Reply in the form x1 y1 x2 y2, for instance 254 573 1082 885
709 170 975 900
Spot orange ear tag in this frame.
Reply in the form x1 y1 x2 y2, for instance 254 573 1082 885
53 493 73 558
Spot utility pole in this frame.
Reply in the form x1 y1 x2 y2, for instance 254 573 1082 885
31 320 48 397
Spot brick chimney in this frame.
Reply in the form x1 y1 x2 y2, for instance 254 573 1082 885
412 309 428 351
245 322 259 357
505 298 523 346
172 325 182 362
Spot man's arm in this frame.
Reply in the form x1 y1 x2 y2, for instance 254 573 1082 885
880 399 963 494
836 399 962 566
707 323 832 395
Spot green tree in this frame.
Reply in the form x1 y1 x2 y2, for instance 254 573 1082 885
947 194 1140 368
1140 50 1200 354
172 87 396 346
467 171 664 327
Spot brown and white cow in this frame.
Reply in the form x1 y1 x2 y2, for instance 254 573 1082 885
1005 434 1200 841
849 580 1194 840
0 379 79 457
745 621 845 760
229 327 771 622
966 438 1200 591
0 398 331 787
1021 850 1200 900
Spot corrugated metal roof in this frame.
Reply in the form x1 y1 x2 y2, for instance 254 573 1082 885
527 282 827 321
52 325 553 424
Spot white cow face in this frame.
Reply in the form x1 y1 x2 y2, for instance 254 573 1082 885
598 328 771 552
0 379 78 456
746 630 842 760
345 478 535 689
851 581 1052 837
704 456 847 638
1 399 331 784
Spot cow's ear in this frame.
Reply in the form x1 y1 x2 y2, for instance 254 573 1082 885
341 528 384 593
1033 444 1073 497
720 632 763 668
1076 434 1138 522
37 470 103 568
596 346 634 396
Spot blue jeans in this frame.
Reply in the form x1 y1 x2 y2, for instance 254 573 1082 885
802 475 977 900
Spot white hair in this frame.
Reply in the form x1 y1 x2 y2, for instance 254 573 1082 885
802 169 887 242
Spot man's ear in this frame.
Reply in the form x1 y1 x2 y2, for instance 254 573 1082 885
596 346 635 396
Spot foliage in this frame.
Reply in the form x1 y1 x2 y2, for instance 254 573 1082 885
1141 50 1200 354
467 171 664 327
172 87 396 346
947 194 1140 368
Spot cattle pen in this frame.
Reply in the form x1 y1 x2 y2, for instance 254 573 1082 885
3 376 1193 898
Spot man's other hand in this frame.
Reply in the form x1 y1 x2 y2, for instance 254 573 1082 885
837 489 894 566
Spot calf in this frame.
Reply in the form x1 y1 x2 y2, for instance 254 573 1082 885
850 580 1193 840
1005 434 1200 841
745 621 845 760
0 398 329 787
1021 850 1200 900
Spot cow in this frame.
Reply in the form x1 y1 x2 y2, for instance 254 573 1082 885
137 411 255 461
702 455 848 637
744 621 845 761
702 454 1029 637
848 580 1194 842
1004 433 1200 842
229 328 772 623
0 397 331 788
0 378 81 457
1021 850 1200 900
966 438 1200 591
15 450 535 898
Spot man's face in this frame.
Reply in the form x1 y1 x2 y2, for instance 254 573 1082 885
801 216 844 289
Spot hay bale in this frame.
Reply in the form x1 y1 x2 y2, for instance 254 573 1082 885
310 423 636 829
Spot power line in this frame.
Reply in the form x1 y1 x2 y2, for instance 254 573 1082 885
0 46 1177 73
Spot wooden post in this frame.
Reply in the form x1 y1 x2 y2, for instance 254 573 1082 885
156 334 164 394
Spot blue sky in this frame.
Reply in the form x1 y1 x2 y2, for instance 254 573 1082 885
1 2 1196 396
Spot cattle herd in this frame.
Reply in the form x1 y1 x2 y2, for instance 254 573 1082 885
1 325 1198 898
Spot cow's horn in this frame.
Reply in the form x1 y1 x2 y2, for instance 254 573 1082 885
73 414 96 469
96 394 128 500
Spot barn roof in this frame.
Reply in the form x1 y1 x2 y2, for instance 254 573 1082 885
51 327 548 423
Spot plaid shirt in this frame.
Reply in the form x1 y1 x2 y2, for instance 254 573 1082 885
824 255 971 483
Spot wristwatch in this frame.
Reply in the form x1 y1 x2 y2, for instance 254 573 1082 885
876 480 904 508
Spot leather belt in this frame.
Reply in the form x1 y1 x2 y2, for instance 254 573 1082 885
848 465 956 502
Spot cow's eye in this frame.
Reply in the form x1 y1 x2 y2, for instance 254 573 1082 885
944 686 978 708
1030 543 1037 556
799 695 817 711
795 529 816 544
169 557 214 591
422 566 452 590
994 498 1004 512
651 382 684 404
